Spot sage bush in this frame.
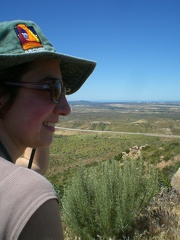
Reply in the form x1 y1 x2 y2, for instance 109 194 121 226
62 157 158 239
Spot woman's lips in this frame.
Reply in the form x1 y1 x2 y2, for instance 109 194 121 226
43 121 56 132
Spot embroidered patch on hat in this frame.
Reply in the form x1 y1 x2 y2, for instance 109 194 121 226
14 24 43 51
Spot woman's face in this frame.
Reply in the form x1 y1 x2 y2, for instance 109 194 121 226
2 58 71 151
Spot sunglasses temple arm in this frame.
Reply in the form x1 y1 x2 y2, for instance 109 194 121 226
28 148 36 169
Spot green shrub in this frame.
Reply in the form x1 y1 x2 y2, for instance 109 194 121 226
114 152 123 161
157 162 180 188
62 157 158 240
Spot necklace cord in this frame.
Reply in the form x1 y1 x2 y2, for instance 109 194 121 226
28 148 36 169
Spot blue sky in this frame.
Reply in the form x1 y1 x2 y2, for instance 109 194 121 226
1 0 180 101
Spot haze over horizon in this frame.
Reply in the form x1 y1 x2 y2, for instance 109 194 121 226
68 99 180 104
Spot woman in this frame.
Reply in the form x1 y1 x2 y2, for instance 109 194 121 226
0 20 96 239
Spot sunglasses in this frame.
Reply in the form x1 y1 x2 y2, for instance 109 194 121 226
4 80 66 104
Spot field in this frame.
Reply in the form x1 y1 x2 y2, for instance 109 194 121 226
45 101 180 239
46 101 180 185
57 101 180 134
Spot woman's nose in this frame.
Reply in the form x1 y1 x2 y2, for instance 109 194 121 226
53 94 71 116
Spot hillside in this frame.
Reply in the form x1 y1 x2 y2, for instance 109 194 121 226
46 102 180 239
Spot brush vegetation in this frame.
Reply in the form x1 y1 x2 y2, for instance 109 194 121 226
46 102 180 239
62 157 158 239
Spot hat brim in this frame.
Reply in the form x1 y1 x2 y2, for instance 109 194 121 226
0 51 96 94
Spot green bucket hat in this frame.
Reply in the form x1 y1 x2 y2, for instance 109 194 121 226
0 20 96 94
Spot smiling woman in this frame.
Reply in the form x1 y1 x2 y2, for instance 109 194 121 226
0 19 96 239
2 58 70 149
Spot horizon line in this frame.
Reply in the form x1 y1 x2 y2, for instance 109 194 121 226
68 100 180 103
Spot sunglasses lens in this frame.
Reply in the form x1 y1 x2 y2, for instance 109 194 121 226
52 81 62 103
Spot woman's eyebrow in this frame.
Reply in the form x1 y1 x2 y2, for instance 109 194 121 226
39 77 62 83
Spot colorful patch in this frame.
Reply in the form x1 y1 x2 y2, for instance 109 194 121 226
14 24 43 50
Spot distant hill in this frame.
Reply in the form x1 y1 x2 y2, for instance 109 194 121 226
69 100 180 106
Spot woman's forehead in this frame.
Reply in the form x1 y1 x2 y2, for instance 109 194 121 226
21 59 62 81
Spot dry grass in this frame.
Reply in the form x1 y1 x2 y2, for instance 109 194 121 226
135 188 180 240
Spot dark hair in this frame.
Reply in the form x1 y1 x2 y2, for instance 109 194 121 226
0 62 32 118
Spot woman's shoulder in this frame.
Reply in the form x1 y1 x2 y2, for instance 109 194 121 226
0 156 57 197
0 157 51 185
0 156 58 240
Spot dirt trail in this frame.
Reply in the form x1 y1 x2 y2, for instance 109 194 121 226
55 127 180 139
